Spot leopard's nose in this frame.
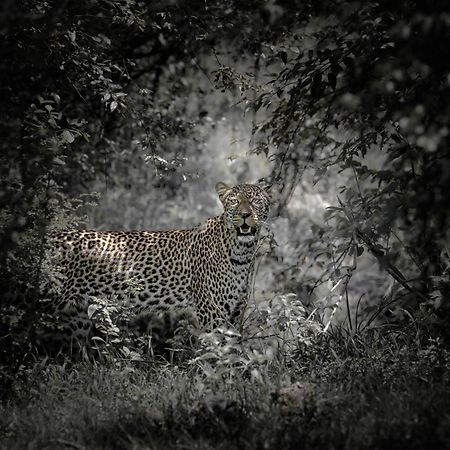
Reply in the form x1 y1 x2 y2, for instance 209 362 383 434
241 211 251 218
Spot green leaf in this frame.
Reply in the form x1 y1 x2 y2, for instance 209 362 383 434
53 157 66 166
62 130 75 143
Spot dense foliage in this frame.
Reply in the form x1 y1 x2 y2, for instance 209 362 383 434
248 0 450 332
1 1 449 447
2 331 450 449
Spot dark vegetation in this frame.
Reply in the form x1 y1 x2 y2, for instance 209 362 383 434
1 1 449 448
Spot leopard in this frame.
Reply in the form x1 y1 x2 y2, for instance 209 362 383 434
46 182 271 349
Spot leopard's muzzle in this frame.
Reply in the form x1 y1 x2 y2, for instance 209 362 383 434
237 222 257 237
233 214 258 240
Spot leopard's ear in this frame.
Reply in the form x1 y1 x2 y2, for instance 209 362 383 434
215 182 231 203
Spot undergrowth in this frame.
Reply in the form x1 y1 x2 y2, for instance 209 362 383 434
1 320 450 450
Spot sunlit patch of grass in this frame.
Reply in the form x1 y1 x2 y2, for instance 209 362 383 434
1 328 450 450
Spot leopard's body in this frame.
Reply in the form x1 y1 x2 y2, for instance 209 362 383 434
49 183 271 344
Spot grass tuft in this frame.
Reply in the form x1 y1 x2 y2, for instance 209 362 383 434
1 327 450 450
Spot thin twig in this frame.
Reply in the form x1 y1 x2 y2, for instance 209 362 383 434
356 229 428 302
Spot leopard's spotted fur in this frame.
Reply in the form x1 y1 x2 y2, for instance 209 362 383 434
48 182 271 345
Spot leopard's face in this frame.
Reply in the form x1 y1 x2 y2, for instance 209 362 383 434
216 182 271 242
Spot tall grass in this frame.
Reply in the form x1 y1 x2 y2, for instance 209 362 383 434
2 323 450 450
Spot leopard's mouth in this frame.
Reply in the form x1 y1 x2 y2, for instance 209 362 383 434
237 223 257 236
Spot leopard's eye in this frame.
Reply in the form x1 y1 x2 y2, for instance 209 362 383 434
227 197 239 207
252 197 265 208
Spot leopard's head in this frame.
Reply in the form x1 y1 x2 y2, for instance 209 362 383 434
216 182 271 242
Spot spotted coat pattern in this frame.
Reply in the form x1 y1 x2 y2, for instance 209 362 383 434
50 183 271 340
